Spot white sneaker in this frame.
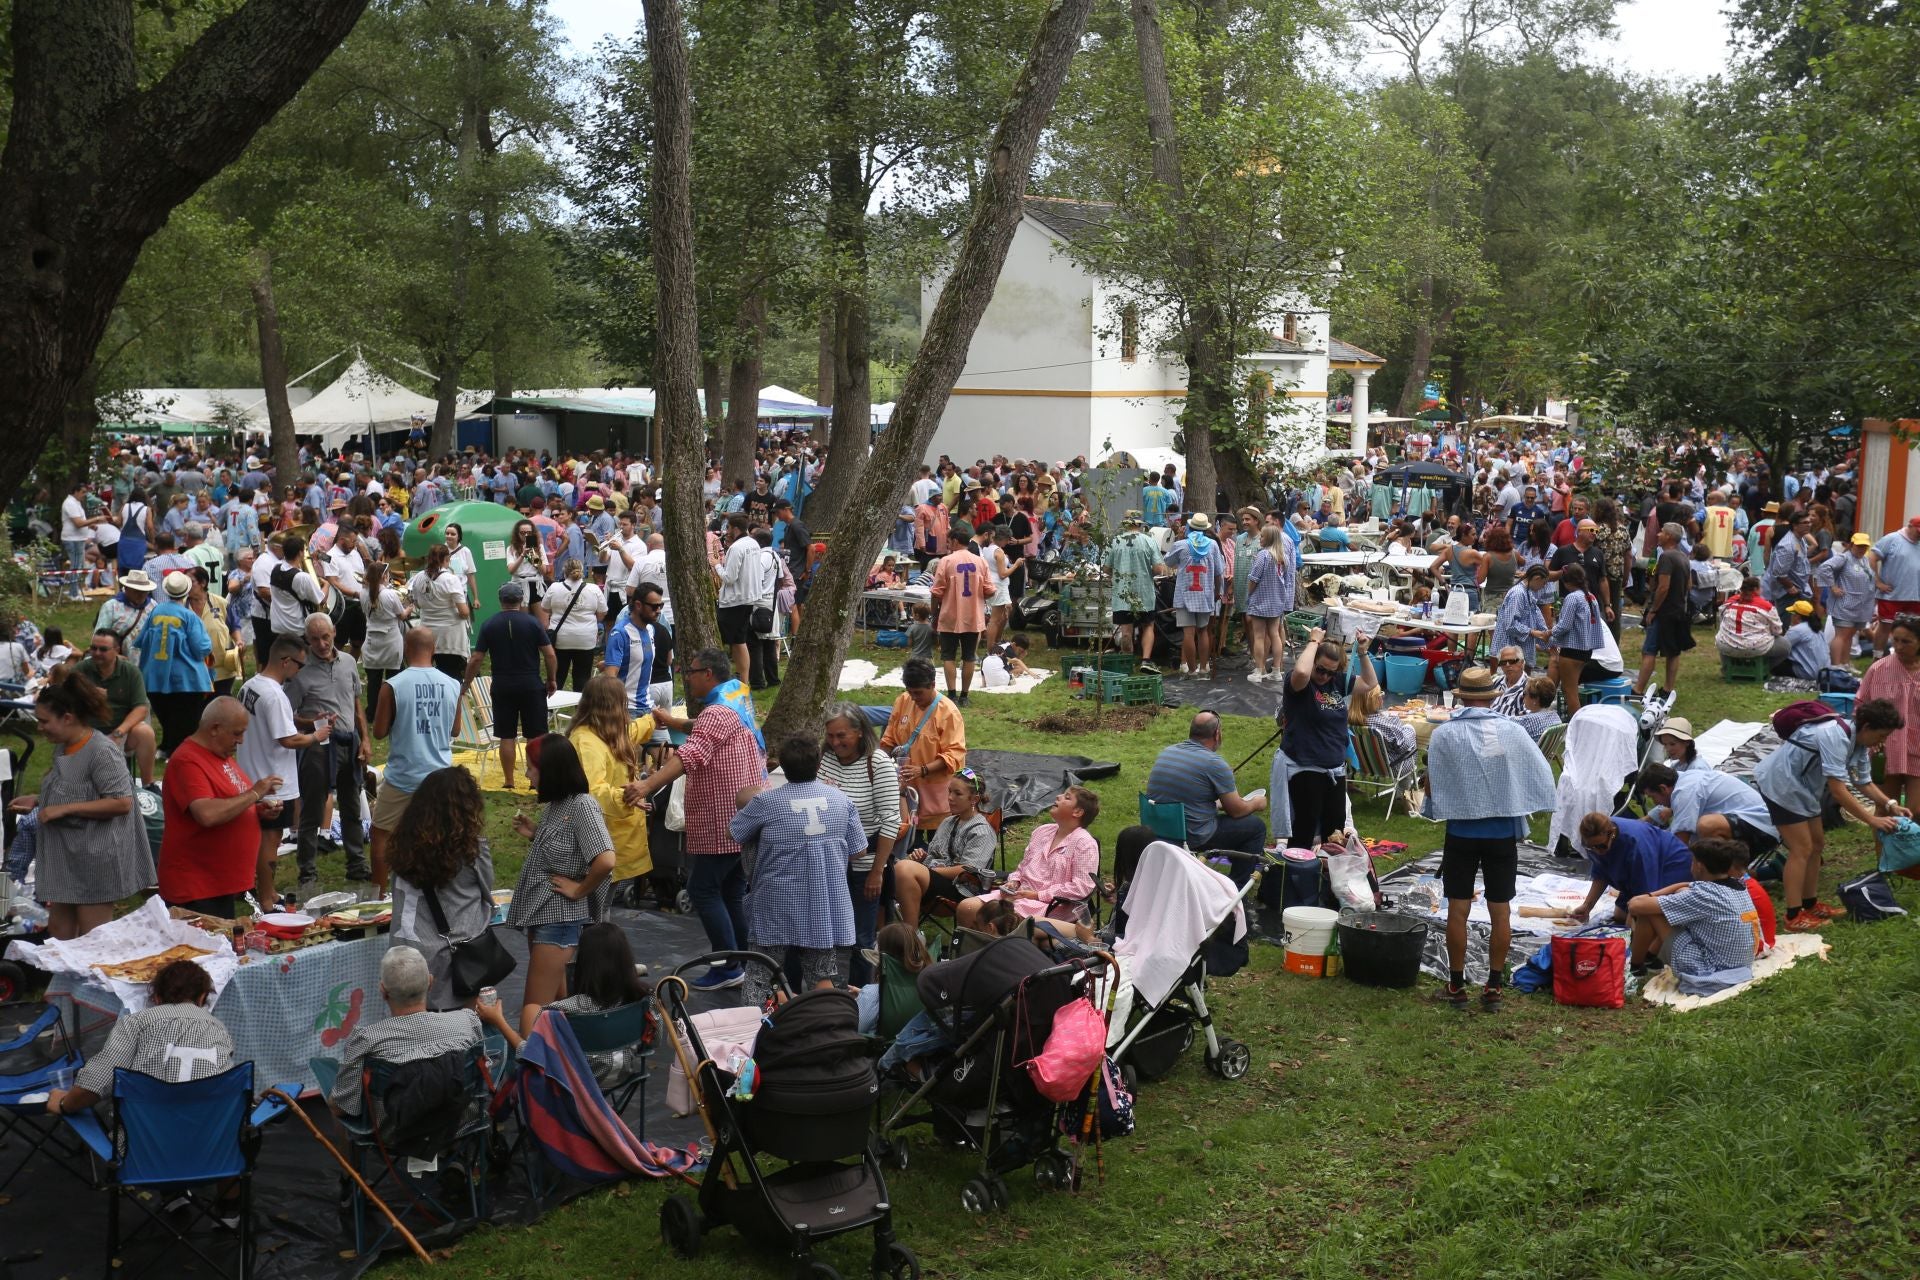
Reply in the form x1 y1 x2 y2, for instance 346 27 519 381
1247 671 1267 684
1179 665 1193 676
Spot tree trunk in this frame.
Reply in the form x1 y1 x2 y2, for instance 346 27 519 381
1395 280 1437 415
815 305 836 411
799 0 872 533
430 103 481 461
430 352 464 461
0 0 368 507
1131 0 1219 518
702 357 725 447
762 0 1095 745
250 251 300 492
58 365 100 498
721 289 764 490
641 0 718 658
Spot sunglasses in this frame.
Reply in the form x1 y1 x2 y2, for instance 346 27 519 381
1501 657 1525 666
1313 664 1340 677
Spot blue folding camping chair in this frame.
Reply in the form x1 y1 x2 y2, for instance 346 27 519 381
0 1002 88 1195
63 1061 299 1280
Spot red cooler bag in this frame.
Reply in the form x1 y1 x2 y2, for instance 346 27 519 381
1551 931 1626 1009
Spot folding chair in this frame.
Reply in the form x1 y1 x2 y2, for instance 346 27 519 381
1537 722 1567 773
312 1046 493 1257
63 1062 297 1280
562 1000 656 1124
1138 794 1189 846
0 1002 89 1195
1348 723 1417 821
452 675 495 785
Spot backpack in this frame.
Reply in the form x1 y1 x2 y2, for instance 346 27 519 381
1839 870 1907 923
1816 666 1860 693
1771 700 1842 742
370 1048 478 1159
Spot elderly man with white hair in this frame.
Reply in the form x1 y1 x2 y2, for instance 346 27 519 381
287 613 371 889
325 947 483 1119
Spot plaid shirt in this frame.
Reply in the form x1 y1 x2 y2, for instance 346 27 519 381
677 703 768 854
1660 879 1763 978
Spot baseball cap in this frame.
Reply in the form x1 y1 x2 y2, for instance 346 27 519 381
1851 532 1872 546
1787 599 1814 617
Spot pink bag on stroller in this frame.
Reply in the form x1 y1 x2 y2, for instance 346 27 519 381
1023 996 1106 1103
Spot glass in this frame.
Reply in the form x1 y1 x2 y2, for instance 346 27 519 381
49 1067 74 1092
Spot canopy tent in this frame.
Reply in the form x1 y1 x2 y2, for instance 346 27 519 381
104 386 314 434
1374 460 1462 485
480 387 829 421
1472 414 1564 427
288 357 448 446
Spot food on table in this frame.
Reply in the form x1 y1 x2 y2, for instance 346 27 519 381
92 943 215 983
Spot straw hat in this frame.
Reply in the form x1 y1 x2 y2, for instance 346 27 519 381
1453 667 1498 699
1188 512 1212 531
162 571 193 600
1655 716 1694 742
120 570 156 592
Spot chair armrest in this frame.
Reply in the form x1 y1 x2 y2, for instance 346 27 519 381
64 1110 112 1161
250 1082 305 1126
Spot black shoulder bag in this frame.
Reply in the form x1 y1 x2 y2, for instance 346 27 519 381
422 874 516 999
547 581 587 647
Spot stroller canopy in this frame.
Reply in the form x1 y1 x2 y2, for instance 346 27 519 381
1547 704 1642 855
918 935 1064 1043
1114 843 1248 1008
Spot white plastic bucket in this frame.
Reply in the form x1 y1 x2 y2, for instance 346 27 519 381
1282 906 1341 978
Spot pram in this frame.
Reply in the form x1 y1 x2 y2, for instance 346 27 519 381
1107 844 1263 1086
656 952 917 1280
877 932 1113 1212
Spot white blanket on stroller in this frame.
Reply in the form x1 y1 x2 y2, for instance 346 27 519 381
1114 842 1246 1009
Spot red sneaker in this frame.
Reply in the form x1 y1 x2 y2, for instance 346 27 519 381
1807 900 1847 921
1783 913 1823 933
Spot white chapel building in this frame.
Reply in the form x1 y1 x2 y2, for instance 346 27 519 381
924 196 1385 469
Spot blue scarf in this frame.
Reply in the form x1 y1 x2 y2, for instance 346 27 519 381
1186 530 1213 560
703 678 766 750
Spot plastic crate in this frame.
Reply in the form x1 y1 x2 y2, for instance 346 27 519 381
1074 669 1132 700
1117 673 1163 705
1059 652 1139 682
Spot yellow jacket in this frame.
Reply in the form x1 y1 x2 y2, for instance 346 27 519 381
572 714 655 881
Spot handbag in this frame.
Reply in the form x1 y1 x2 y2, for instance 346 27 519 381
750 604 775 635
1020 992 1107 1103
422 879 516 1000
1551 928 1626 1009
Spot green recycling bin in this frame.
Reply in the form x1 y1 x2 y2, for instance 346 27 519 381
402 500 526 634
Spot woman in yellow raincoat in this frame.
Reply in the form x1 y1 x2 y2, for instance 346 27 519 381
568 674 654 885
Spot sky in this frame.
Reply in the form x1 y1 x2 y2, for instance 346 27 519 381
542 0 1735 82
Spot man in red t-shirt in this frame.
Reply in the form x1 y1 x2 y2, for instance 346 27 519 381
160 696 284 917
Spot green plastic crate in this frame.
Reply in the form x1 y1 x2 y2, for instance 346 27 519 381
1073 668 1132 700
1117 673 1163 705
1059 652 1139 682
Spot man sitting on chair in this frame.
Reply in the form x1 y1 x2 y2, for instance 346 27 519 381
1145 711 1267 858
326 947 483 1120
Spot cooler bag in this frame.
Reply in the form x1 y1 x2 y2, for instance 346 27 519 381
1551 929 1626 1009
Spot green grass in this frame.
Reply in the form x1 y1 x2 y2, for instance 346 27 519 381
16 597 1918 1279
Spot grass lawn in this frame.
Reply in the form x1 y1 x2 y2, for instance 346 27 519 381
14 596 1920 1278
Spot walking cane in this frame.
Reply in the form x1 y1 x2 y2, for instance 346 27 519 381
1232 724 1282 774
265 1088 433 1267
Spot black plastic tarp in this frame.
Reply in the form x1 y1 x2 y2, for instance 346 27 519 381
1376 841 1591 984
2 905 719 1280
966 749 1122 822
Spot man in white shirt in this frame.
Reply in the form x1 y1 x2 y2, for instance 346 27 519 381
237 636 332 906
715 515 761 685
267 534 325 657
627 532 673 625
325 524 369 657
909 465 941 509
60 481 105 598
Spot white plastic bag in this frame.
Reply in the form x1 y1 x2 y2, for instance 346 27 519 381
1326 832 1379 912
665 775 687 833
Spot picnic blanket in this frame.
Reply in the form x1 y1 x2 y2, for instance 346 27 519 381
507 1008 702 1182
1640 932 1828 1011
1691 720 1765 768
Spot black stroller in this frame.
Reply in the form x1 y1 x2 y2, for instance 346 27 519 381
656 952 918 1280
878 933 1112 1213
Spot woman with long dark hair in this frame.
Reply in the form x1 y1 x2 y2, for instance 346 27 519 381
386 766 494 1009
504 734 616 1033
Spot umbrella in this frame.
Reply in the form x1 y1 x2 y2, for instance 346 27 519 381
1372 460 1463 517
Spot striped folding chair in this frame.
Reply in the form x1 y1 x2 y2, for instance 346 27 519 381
453 675 495 784
1348 723 1416 821
1537 721 1567 773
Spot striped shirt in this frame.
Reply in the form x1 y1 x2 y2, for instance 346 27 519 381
817 750 901 872
76 1002 234 1096
506 793 615 928
925 813 995 873
729 780 864 950
1146 739 1239 845
328 1009 483 1117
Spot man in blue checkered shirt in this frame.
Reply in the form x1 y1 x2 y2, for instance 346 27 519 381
1625 837 1761 996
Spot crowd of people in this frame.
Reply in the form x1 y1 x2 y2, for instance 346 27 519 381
7 417 1917 1121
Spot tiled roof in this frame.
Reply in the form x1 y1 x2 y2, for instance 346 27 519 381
1329 337 1386 364
1023 196 1115 243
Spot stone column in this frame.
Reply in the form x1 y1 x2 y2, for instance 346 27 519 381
1349 369 1373 455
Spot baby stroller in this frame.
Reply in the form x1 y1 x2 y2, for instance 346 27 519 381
655 952 918 1280
1108 844 1262 1086
878 932 1112 1212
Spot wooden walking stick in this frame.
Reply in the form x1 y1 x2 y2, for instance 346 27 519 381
266 1088 434 1267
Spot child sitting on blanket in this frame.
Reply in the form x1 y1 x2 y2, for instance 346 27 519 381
979 633 1031 687
1624 837 1761 994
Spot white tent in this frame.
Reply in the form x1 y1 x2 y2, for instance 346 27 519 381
759 384 816 405
115 386 312 430
288 358 445 445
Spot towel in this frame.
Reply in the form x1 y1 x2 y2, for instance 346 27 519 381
1640 932 1827 1010
1114 841 1247 1009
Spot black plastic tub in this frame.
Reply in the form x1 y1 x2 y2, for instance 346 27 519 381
1337 911 1427 988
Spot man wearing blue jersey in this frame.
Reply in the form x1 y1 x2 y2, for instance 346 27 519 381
1163 512 1228 678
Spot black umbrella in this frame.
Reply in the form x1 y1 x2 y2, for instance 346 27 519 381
1373 460 1461 485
